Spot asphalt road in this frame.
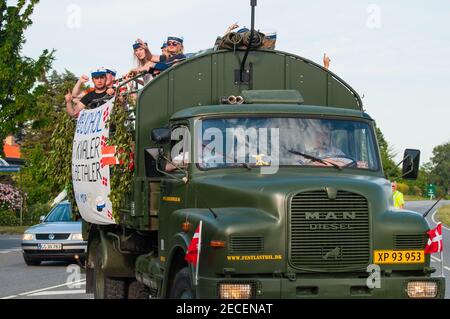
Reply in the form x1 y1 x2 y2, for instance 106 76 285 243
405 200 450 299
0 235 92 299
0 200 448 299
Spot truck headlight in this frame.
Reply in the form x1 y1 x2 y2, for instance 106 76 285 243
22 233 34 241
70 233 84 241
407 281 438 298
218 283 253 299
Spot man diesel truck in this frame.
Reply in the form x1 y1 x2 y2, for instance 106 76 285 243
76 3 445 299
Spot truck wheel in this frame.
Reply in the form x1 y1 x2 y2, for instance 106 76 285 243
94 244 127 299
170 267 195 299
23 254 41 266
128 280 150 299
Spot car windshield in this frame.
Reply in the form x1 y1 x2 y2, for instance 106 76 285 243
198 117 380 170
45 204 72 222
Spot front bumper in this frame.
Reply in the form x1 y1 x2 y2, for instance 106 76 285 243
195 275 445 299
22 241 87 260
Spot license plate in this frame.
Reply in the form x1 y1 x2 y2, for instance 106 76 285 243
374 250 425 264
38 243 62 250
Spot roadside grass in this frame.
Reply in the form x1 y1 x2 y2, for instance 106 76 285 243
0 226 28 235
436 205 450 228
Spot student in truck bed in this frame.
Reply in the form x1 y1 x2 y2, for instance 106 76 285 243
127 39 154 85
65 68 111 117
131 35 187 77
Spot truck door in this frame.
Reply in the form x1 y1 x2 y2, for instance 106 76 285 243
158 124 190 247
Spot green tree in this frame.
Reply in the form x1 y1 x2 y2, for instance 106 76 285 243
375 126 398 178
20 71 78 207
0 0 54 149
430 141 450 193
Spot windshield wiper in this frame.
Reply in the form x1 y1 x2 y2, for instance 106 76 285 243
288 150 342 171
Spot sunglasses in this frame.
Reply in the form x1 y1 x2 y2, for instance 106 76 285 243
167 41 180 46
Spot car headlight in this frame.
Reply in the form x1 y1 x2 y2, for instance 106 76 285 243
407 281 438 298
70 233 84 241
22 233 34 241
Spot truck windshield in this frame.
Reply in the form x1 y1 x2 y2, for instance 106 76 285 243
198 117 379 170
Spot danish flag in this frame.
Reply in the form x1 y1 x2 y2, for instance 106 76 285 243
424 223 443 254
101 146 119 167
185 221 203 267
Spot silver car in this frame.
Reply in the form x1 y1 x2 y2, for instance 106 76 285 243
21 201 87 266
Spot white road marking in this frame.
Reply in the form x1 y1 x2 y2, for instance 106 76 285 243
28 289 86 296
1 280 87 299
431 208 450 231
430 256 450 271
0 248 21 254
18 279 86 296
432 256 440 262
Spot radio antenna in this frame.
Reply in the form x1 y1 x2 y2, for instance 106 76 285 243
240 0 257 82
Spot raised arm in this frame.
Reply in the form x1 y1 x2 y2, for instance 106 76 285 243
323 53 331 70
225 22 239 35
65 91 86 117
72 75 90 98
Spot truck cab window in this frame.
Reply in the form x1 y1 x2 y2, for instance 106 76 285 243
198 117 380 171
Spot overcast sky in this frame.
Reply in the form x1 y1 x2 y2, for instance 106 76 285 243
19 0 450 163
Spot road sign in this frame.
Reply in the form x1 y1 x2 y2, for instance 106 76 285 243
426 184 436 199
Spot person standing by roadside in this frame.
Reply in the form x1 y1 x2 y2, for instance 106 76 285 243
392 181 405 209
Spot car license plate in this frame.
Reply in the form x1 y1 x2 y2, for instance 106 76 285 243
38 243 62 250
374 250 425 264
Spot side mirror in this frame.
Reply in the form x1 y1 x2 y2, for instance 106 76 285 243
151 128 171 145
39 215 46 223
402 149 420 180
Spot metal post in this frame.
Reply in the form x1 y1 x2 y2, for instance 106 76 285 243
195 220 203 286
20 170 23 226
240 0 258 82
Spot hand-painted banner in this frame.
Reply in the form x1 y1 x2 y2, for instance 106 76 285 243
72 98 116 225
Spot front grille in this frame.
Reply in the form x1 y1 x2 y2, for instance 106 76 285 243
36 233 70 240
290 190 370 270
230 236 264 253
394 234 426 250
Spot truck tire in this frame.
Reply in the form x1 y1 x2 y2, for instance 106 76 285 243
94 244 127 299
23 254 41 266
169 267 195 299
128 280 150 299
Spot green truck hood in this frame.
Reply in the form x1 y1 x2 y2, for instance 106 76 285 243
186 170 429 275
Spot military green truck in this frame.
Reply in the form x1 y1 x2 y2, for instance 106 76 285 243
81 42 445 299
